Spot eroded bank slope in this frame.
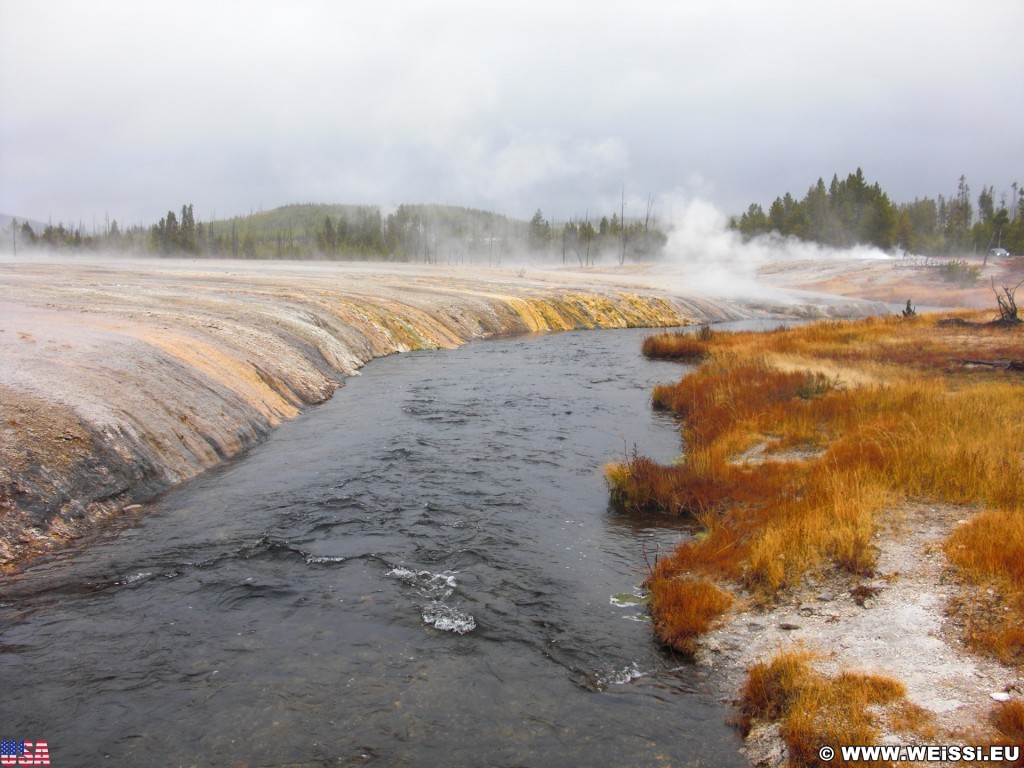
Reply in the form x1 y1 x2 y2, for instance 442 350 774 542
1 258 778 567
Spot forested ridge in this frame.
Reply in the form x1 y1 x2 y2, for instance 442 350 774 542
3 202 666 265
731 168 1024 256
6 171 1021 261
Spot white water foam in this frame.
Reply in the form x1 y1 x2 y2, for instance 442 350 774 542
421 601 476 634
605 662 645 686
305 554 347 564
118 572 153 585
386 567 458 599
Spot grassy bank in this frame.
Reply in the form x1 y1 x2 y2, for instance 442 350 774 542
606 312 1024 662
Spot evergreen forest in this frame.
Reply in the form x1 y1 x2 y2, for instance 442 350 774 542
731 168 1024 257
4 170 1021 262
3 202 666 265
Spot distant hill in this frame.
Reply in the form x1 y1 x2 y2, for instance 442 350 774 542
200 203 529 261
3 201 666 263
0 213 49 232
206 203 522 238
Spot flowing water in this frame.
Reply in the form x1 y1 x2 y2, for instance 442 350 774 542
0 325 770 768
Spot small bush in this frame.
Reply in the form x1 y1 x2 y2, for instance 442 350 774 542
939 258 981 287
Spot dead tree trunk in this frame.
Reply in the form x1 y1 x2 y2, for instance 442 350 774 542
992 279 1022 324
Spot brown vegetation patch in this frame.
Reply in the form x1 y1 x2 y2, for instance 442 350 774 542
646 575 733 655
702 501 1022 766
608 312 1024 660
991 699 1024 750
945 507 1024 665
739 648 917 768
641 322 714 361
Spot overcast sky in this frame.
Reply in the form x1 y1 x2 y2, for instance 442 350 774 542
1 0 1022 229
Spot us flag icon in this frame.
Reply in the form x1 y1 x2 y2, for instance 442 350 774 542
1 741 50 766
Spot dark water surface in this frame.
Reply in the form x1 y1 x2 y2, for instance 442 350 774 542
1 326 761 768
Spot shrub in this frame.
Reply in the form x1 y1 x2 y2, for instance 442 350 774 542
939 258 981 287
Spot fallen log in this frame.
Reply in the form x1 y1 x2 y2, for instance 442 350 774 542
962 359 1024 371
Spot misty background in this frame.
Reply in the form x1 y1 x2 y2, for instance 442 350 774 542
1 0 1022 232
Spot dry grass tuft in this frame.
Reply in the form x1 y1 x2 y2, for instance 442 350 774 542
945 509 1024 663
646 575 733 655
739 647 820 727
739 649 911 768
991 699 1024 746
642 329 713 361
609 311 1024 656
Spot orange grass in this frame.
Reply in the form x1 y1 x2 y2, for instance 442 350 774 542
945 508 1024 663
646 575 733 655
739 649 913 768
608 312 1024 655
641 331 712 361
992 699 1024 748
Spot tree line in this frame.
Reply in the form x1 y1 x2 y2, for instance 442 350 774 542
4 216 151 253
3 201 671 264
731 168 1024 256
296 203 667 264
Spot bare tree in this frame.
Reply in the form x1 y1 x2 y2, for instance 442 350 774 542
992 279 1022 324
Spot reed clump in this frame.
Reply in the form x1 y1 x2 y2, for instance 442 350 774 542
608 312 1024 656
646 575 733 654
641 323 715 361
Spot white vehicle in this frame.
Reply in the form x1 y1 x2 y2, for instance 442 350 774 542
989 247 1010 259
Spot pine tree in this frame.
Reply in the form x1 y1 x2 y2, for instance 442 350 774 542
163 210 179 253
528 209 550 251
180 204 197 253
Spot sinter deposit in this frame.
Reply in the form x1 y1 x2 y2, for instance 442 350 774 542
0 258 724 565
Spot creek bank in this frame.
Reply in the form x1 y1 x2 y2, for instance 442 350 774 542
700 502 1023 765
2 258 796 568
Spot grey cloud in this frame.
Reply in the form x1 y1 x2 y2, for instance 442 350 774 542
1 0 1022 227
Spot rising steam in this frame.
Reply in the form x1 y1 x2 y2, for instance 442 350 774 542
663 197 891 301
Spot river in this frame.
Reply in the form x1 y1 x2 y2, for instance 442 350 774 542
1 325 768 768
